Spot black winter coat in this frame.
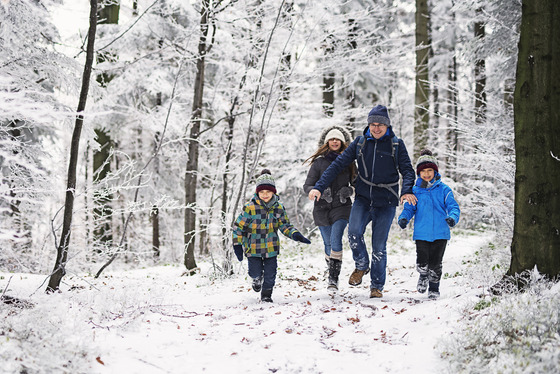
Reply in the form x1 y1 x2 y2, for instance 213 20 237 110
303 154 353 226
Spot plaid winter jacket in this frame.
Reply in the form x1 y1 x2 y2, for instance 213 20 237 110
232 194 299 258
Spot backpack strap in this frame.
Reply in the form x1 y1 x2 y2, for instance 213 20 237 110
355 135 401 199
391 135 400 173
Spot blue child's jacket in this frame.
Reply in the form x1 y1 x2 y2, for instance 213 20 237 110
399 173 460 242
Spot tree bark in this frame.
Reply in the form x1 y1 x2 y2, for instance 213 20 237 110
93 0 120 251
474 7 486 126
184 0 212 273
47 0 97 292
414 0 430 158
507 0 560 278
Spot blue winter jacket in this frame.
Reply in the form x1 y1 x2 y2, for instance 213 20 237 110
313 126 415 208
399 173 461 242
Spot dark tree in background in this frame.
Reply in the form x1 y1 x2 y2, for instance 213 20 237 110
47 0 98 292
507 0 560 279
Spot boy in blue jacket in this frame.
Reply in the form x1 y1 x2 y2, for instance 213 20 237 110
397 150 460 299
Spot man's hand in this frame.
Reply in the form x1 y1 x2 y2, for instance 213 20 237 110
308 189 321 201
400 193 417 206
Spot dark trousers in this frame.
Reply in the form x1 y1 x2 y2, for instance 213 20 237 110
247 256 278 290
416 239 447 290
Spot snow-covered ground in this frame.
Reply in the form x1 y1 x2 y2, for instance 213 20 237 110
0 230 525 373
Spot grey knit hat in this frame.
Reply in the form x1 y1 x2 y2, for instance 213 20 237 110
367 105 391 126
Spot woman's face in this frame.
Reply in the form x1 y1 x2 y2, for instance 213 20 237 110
258 189 274 203
328 138 342 152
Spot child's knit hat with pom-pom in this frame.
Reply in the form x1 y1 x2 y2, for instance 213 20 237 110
255 169 277 194
415 149 439 175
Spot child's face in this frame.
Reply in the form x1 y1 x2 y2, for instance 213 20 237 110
420 168 435 182
258 190 274 203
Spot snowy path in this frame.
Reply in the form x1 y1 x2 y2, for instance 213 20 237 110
1 231 495 373
89 231 492 374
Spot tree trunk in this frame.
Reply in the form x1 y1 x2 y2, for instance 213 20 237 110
507 0 560 278
47 0 97 292
93 0 120 252
322 34 335 117
474 7 486 126
184 0 212 273
414 0 430 158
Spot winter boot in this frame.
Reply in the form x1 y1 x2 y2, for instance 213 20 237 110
369 288 383 298
252 276 263 292
416 264 429 293
417 276 429 293
348 268 370 286
261 288 273 303
327 259 342 291
428 282 440 299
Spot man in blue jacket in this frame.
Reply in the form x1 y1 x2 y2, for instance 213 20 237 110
308 105 416 298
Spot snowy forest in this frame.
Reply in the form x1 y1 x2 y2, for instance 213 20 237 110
1 0 559 373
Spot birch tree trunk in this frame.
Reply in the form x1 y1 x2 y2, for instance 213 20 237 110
47 0 97 292
507 0 560 279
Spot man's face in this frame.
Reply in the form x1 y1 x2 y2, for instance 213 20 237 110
369 123 387 139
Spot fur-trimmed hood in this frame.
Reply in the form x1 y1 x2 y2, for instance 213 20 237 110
317 125 353 148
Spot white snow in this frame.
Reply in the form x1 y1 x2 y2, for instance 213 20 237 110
1 230 498 373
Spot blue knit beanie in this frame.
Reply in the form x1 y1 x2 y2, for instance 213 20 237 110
367 105 391 126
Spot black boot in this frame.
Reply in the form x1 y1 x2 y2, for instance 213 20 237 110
261 288 273 303
328 259 342 291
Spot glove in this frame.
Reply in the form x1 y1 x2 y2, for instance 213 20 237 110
445 217 456 227
320 187 333 203
293 232 311 244
233 244 244 261
338 186 354 203
398 218 408 229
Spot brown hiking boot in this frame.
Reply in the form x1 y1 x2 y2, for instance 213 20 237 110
348 268 370 286
369 288 383 298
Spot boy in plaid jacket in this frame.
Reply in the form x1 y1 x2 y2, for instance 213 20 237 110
233 169 311 302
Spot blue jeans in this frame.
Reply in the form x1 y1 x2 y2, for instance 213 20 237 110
247 256 277 290
318 219 348 258
347 197 396 291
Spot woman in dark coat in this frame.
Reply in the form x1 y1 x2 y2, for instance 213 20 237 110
303 125 355 290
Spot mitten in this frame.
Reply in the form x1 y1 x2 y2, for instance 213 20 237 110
233 244 244 261
445 217 456 227
398 218 408 229
293 232 311 244
320 187 333 203
338 186 354 203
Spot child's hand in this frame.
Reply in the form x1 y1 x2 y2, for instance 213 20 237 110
398 218 408 229
293 232 311 244
233 244 244 261
445 217 456 227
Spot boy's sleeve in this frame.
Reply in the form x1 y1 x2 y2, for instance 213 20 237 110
399 200 417 221
232 207 249 245
277 204 298 239
444 188 460 223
